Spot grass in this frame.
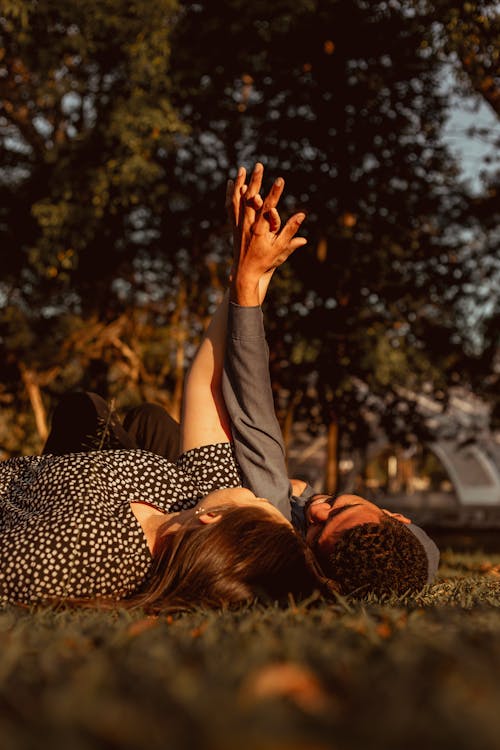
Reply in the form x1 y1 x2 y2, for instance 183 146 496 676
2 549 500 750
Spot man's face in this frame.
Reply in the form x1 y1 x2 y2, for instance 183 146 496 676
305 493 411 551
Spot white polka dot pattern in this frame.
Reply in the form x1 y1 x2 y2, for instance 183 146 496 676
0 444 242 604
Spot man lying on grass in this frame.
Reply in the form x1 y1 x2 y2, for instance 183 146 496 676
223 163 439 597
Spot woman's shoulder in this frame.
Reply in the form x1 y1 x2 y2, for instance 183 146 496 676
0 455 48 498
1 454 45 474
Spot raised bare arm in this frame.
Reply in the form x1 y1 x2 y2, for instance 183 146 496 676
181 163 300 453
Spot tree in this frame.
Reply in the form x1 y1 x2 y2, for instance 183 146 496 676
431 0 500 116
428 0 499 428
169 0 493 488
1 0 497 467
0 0 196 451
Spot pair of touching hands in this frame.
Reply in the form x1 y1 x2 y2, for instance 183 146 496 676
226 163 307 306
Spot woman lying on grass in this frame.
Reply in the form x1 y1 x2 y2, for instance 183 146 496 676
0 172 328 613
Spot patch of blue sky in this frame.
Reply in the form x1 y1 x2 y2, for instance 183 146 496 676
441 67 500 194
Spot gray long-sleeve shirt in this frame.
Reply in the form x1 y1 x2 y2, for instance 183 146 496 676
222 302 439 583
222 302 292 521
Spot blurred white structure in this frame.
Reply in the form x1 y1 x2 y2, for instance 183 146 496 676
287 389 500 527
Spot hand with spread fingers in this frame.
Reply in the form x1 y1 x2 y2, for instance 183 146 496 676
226 163 307 306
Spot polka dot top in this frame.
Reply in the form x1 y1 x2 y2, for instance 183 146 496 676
0 443 241 605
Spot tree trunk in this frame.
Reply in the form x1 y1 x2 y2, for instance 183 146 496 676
170 280 187 422
326 419 339 495
283 389 302 457
20 365 48 443
171 329 186 422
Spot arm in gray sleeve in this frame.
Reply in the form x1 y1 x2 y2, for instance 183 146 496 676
222 302 291 520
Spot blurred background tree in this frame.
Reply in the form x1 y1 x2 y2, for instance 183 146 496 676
0 0 201 451
427 0 499 431
169 0 499 488
0 0 498 479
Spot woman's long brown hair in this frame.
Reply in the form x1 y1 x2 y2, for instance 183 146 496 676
126 505 332 613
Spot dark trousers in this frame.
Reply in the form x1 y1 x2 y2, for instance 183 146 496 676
42 392 180 462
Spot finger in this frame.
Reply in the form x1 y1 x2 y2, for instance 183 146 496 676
260 239 306 274
246 162 264 198
287 236 308 253
267 207 281 233
277 212 306 246
234 165 246 193
246 193 263 210
230 167 246 217
225 179 234 215
242 164 264 243
230 167 247 223
228 168 248 260
238 184 248 222
242 185 262 240
238 183 249 223
263 177 285 211
271 237 307 267
253 177 284 235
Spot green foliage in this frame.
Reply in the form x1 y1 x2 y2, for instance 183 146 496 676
0 0 198 449
0 0 497 457
168 0 497 459
0 0 182 304
430 0 500 115
427 1 499 423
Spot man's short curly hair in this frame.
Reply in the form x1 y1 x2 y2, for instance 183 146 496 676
316 516 428 597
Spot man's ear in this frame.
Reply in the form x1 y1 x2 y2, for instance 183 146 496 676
382 509 412 525
196 512 223 525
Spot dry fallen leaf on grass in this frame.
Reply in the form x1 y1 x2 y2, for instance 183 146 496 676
126 617 158 637
479 563 500 577
376 621 392 639
239 661 336 715
190 622 209 638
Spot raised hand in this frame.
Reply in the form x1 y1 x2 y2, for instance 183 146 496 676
226 163 307 306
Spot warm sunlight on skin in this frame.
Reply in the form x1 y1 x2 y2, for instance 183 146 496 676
305 493 412 548
132 479 292 553
196 487 292 525
161 487 292 536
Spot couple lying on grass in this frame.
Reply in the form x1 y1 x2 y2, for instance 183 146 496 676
0 164 439 612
